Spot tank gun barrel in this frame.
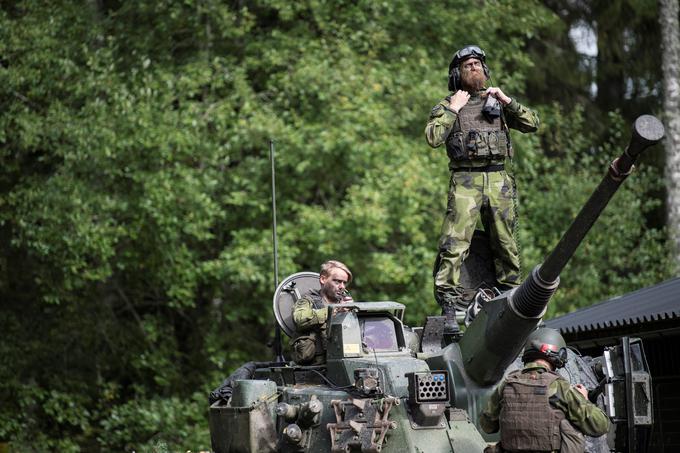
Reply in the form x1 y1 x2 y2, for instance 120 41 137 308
513 115 665 319
538 115 665 284
459 115 664 386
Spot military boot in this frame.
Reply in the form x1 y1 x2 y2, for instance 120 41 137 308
434 287 464 335
440 303 460 335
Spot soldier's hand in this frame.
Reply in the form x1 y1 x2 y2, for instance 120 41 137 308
485 87 511 106
574 384 588 399
449 90 471 113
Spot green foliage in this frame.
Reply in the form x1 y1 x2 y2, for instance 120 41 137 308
0 384 91 452
98 393 210 452
0 0 670 450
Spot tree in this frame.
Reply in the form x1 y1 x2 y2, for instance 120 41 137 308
539 0 662 123
0 1 672 450
659 0 680 272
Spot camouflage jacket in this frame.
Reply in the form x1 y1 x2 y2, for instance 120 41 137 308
292 289 328 332
290 289 329 364
425 91 539 168
479 362 610 438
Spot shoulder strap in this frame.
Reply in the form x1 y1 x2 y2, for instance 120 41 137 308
499 106 514 159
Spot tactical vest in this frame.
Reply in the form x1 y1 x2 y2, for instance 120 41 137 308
310 295 328 358
500 369 565 452
290 291 328 365
445 93 509 162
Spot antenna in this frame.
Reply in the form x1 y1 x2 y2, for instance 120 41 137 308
270 139 284 362
270 140 279 289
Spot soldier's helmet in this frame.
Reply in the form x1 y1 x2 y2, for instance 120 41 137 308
521 327 568 369
448 45 490 91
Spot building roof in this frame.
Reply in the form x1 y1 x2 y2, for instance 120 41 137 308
545 277 680 335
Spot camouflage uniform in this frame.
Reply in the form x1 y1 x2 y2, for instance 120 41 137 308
290 289 329 365
425 91 539 304
479 361 610 452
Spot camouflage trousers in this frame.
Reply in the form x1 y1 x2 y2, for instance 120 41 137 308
434 170 520 302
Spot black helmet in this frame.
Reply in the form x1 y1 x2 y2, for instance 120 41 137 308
521 328 568 369
448 45 490 91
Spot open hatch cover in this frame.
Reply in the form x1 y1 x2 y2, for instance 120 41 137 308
272 272 320 338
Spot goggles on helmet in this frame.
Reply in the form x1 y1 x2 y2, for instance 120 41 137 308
535 343 568 367
454 46 486 64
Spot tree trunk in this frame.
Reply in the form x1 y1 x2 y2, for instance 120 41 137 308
659 0 680 272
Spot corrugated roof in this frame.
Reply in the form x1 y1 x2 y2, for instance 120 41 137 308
545 277 680 334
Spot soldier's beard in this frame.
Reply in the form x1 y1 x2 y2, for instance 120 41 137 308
461 70 486 92
321 284 343 303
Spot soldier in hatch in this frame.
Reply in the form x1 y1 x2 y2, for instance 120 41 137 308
290 260 353 365
425 45 540 333
479 328 610 453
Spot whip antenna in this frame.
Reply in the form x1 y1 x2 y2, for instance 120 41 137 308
270 139 284 362
270 139 279 288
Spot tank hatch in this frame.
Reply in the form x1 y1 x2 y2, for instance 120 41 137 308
272 271 320 338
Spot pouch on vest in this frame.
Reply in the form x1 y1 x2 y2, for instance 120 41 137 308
467 130 485 158
291 335 317 365
472 130 490 158
559 418 586 453
488 131 508 158
446 131 467 161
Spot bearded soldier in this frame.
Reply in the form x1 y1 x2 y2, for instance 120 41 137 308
425 45 540 332
479 328 610 453
290 260 353 365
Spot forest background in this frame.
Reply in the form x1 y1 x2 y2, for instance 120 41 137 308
1 0 677 451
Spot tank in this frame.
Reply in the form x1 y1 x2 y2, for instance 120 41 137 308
208 115 663 453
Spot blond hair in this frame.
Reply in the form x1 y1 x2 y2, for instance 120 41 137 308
320 260 352 283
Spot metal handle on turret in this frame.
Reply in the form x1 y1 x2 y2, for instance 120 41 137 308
539 115 665 284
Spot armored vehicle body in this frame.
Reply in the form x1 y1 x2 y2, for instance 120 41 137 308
209 115 663 452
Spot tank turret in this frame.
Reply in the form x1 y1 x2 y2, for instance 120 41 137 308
208 115 663 453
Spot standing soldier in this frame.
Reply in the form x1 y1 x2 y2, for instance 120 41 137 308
479 328 610 452
290 260 353 365
425 45 540 332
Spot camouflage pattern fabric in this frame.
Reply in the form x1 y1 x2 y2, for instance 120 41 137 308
290 289 328 365
479 362 611 440
434 170 520 295
425 93 539 300
292 289 327 330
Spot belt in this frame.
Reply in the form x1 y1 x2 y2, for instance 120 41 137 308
453 164 504 172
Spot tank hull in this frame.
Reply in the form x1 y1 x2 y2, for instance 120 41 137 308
209 372 489 453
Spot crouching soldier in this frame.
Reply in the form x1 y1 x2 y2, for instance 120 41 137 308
479 328 610 452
